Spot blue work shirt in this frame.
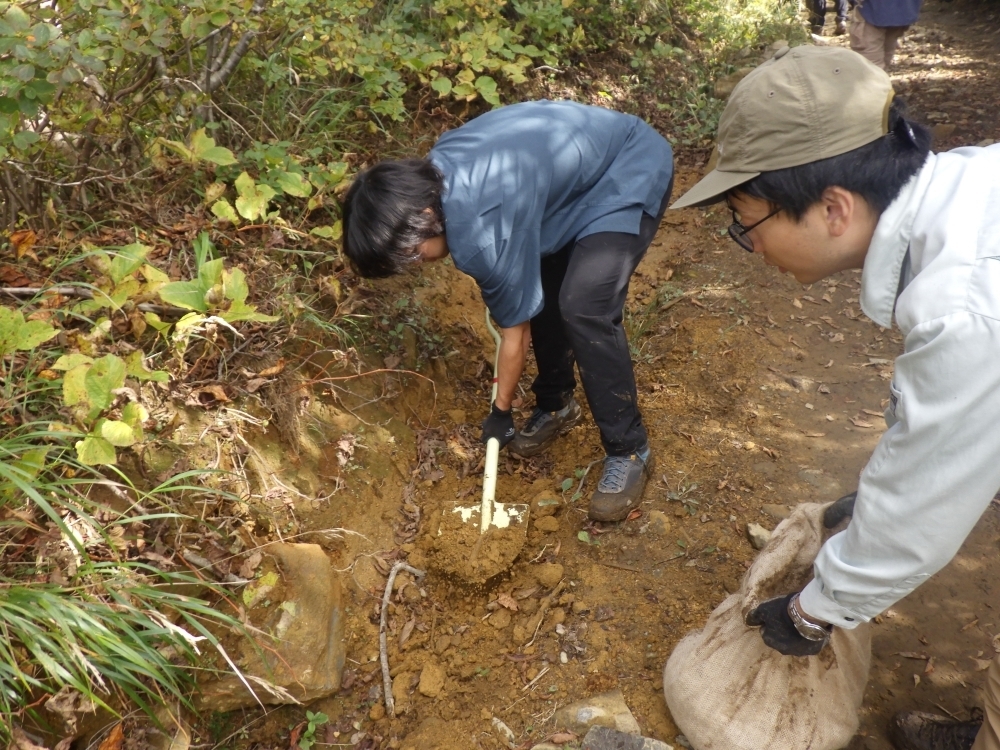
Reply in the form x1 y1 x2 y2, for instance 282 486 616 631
429 100 673 328
858 0 922 27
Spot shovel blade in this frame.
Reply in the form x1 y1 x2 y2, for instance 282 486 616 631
429 502 530 583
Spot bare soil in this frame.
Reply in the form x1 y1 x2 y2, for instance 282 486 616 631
215 3 1000 747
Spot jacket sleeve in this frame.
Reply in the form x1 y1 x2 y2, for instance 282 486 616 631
799 311 1000 628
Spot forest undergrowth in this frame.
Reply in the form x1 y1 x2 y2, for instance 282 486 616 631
0 0 800 742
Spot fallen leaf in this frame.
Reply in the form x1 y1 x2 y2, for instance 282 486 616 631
186 385 230 408
818 384 831 394
862 409 882 417
594 606 615 622
897 652 929 660
762 446 779 459
497 593 519 611
803 432 826 438
399 617 416 648
0 264 33 286
10 229 37 260
626 508 642 521
960 618 979 632
913 674 921 686
823 360 833 368
850 417 874 428
548 732 578 744
792 298 803 309
801 295 819 304
383 354 401 369
829 333 845 343
245 377 268 393
11 728 49 750
256 358 286 378
973 658 994 671
98 723 124 750
513 586 539 600
924 656 936 675
239 551 263 579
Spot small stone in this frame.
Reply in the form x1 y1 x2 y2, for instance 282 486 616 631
930 123 955 140
369 703 386 721
490 609 512 629
434 635 453 654
535 562 564 588
392 671 413 709
531 490 562 518
553 689 641 736
560 651 569 664
492 717 517 749
546 607 566 630
581 726 674 750
572 600 589 615
761 504 790 521
418 661 446 699
534 516 560 533
481 708 492 720
747 523 772 550
646 510 671 536
785 375 815 392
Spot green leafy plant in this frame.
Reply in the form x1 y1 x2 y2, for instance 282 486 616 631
0 306 58 356
298 710 329 750
157 233 279 324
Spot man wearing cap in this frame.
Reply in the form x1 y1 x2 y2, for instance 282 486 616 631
672 44 1000 750
342 100 674 523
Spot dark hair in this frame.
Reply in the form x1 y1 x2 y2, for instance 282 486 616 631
342 158 445 278
733 99 932 220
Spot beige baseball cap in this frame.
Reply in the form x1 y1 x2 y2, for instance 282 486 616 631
671 45 895 209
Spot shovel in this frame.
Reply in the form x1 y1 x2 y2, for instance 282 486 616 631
428 308 530 583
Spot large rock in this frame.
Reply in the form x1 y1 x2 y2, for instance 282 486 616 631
553 689 641 736
747 523 772 550
198 543 345 711
582 727 674 750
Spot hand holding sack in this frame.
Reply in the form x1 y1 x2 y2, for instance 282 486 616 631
662 494 870 750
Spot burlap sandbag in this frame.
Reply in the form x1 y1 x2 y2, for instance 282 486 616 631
662 502 871 750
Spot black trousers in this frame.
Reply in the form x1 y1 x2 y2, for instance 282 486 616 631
529 180 672 457
808 0 849 25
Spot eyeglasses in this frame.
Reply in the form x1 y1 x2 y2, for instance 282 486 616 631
728 205 781 253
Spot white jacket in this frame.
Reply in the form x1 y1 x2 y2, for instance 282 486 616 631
799 144 1000 628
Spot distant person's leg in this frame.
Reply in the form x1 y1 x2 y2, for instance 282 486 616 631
850 7 888 69
883 25 909 69
972 656 1000 750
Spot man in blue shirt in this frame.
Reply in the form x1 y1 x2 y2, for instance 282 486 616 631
850 0 924 70
342 100 674 522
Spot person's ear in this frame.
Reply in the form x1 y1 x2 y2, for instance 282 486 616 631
821 186 855 238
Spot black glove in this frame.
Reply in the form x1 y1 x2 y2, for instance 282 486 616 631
746 593 829 657
823 491 857 529
481 402 515 448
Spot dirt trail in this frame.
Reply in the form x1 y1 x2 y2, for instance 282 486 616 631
227 3 1000 747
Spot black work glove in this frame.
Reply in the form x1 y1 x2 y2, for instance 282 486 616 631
481 402 515 448
823 491 857 529
746 593 829 657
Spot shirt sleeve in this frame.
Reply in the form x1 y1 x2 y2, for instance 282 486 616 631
799 311 1000 628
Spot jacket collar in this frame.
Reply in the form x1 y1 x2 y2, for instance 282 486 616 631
860 154 937 328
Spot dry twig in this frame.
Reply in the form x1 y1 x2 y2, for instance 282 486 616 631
380 561 426 717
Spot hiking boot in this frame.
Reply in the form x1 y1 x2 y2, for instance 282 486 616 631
588 446 654 522
888 711 981 750
810 23 824 35
509 399 582 458
835 19 848 35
